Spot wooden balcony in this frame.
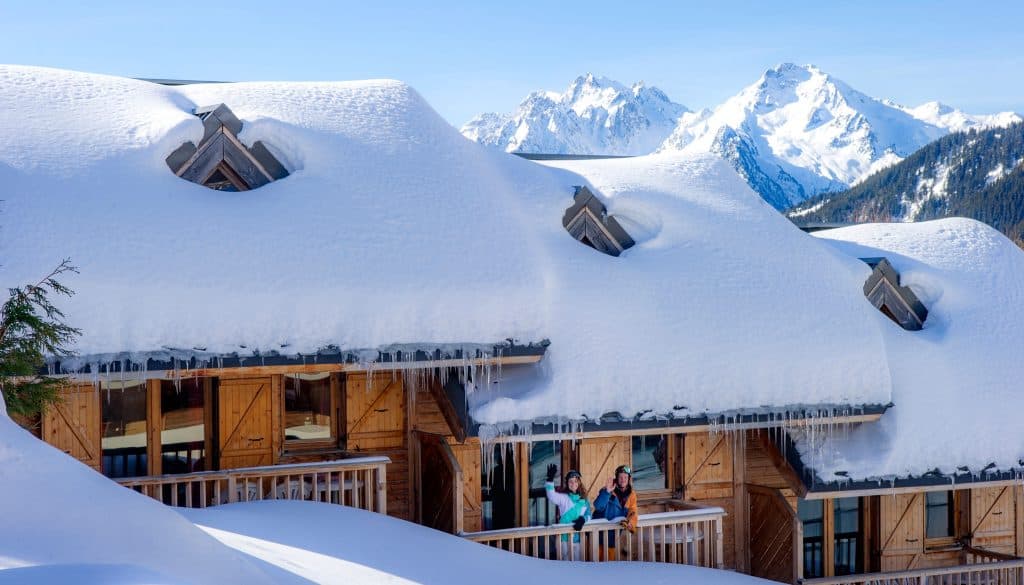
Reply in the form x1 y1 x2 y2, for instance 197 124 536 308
116 456 389 513
802 546 1024 585
462 506 726 567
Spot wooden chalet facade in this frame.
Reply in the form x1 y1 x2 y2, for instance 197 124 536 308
27 346 1024 583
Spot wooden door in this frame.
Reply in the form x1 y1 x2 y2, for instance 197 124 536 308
971 486 1016 554
578 437 630 498
218 377 274 469
684 432 734 499
747 485 797 583
879 493 925 571
41 383 101 471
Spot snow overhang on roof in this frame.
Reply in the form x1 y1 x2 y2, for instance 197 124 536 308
47 341 547 378
775 429 1023 499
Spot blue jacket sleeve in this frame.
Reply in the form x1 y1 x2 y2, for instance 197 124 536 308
593 488 610 518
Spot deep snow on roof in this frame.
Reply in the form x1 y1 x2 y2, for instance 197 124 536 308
794 219 1024 482
0 65 892 426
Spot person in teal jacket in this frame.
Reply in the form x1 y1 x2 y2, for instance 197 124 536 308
544 464 591 560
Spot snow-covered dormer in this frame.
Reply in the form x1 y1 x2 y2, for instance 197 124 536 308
861 257 928 330
561 186 635 256
165 103 289 191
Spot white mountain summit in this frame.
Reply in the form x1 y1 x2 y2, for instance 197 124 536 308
460 74 689 156
463 65 1021 210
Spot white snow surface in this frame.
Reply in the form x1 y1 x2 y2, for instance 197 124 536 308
461 74 688 155
0 411 275 584
795 219 1024 481
0 65 894 426
182 501 778 585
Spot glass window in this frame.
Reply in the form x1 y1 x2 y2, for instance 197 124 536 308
160 378 206 474
799 499 825 578
527 441 562 526
833 497 861 575
481 444 516 530
926 491 954 539
284 374 332 441
632 435 668 490
101 380 148 478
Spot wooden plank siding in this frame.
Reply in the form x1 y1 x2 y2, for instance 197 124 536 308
41 383 102 471
451 439 482 533
345 372 410 520
971 486 1017 555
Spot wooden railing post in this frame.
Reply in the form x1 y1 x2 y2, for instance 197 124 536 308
376 462 387 516
715 516 725 569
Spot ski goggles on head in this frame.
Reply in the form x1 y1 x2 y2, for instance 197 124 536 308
615 465 632 476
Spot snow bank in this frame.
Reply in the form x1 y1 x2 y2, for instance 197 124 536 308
795 219 1024 481
0 65 890 428
183 500 776 585
0 412 274 583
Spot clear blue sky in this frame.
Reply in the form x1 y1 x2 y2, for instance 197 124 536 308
2 1 1023 126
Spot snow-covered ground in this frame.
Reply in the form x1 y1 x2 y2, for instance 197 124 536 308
184 501 777 585
0 397 775 584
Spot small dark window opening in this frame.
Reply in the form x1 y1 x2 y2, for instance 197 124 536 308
799 499 825 578
833 497 861 575
925 491 955 539
632 435 668 491
482 444 517 530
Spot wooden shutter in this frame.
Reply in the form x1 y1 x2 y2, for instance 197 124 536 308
747 485 797 583
218 377 273 469
346 372 405 451
684 432 734 499
879 493 924 571
971 486 1016 554
578 437 630 497
41 383 101 471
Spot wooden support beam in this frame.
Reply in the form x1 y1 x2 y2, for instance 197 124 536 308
427 376 466 443
757 431 808 498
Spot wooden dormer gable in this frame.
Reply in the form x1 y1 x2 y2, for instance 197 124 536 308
165 104 289 191
861 257 928 331
561 186 635 257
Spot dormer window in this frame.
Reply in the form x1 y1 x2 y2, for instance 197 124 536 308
562 186 635 256
165 104 289 191
861 257 928 331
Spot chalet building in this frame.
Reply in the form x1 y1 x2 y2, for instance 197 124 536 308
7 68 1024 585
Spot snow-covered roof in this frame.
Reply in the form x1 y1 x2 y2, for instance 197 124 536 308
793 219 1024 484
1 65 892 428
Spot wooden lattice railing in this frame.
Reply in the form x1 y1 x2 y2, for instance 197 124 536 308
116 456 389 513
462 506 726 566
801 558 1024 585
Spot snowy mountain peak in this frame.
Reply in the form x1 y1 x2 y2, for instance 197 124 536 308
658 63 957 208
461 75 688 156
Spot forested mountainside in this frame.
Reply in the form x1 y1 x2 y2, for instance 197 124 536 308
789 122 1024 244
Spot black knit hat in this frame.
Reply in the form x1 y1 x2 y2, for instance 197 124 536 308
565 469 582 482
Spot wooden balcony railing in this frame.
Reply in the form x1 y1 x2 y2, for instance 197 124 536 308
116 456 389 513
462 506 726 567
801 558 1024 585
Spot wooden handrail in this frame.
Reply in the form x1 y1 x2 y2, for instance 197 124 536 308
801 558 1024 585
962 542 1021 563
116 456 390 513
463 506 726 567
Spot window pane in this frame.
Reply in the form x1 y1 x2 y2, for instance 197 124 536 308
527 441 562 526
632 435 667 490
284 374 332 440
160 378 206 473
833 497 860 575
799 499 824 578
101 381 148 478
926 491 954 538
482 445 516 530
